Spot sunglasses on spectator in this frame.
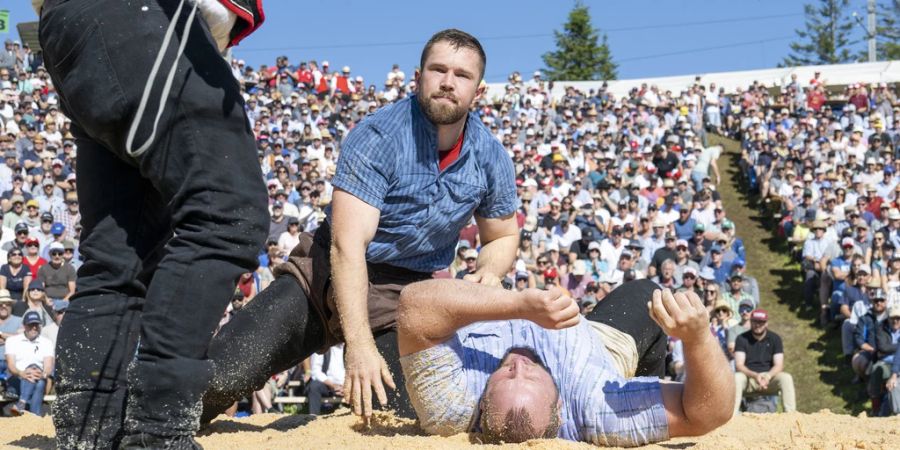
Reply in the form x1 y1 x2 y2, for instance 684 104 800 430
50 250 64 256
8 252 21 257
739 307 753 314
64 249 74 253
683 274 696 280
16 231 28 236
67 200 79 205
705 289 717 294
26 243 39 248
538 260 549 265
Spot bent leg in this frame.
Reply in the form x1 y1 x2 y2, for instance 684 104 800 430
586 279 668 377
201 275 324 424
733 372 749 415
770 373 796 412
52 134 156 449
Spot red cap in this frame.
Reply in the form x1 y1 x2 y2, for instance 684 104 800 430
750 309 768 322
543 267 558 279
24 237 39 246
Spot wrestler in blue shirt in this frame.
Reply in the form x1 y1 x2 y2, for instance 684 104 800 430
397 279 735 445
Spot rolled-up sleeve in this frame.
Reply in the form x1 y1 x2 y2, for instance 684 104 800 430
475 142 517 218
399 335 474 436
332 124 393 210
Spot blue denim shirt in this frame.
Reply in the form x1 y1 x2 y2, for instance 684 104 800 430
329 96 517 272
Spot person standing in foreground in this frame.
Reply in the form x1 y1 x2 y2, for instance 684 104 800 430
201 29 519 423
397 279 734 445
37 0 267 447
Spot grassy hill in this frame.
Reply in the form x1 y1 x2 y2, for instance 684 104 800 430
711 134 864 414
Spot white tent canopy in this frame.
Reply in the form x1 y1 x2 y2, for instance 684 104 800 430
485 61 900 101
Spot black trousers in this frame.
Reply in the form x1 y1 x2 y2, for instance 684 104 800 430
201 277 666 425
586 279 668 377
305 380 336 415
40 0 268 447
201 275 413 423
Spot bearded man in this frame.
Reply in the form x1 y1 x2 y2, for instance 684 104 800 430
201 28 519 424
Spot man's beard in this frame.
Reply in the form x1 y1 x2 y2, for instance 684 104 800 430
418 91 468 125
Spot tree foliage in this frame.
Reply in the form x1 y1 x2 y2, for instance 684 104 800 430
783 0 856 66
542 2 617 81
874 0 900 60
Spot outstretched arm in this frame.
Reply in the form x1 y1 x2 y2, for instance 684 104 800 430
649 289 734 437
397 280 579 357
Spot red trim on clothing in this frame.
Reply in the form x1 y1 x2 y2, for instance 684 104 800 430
438 131 464 171
219 0 266 47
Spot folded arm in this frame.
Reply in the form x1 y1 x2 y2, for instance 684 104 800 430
397 280 579 357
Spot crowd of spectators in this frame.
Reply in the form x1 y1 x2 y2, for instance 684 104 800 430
1 32 898 417
732 70 900 415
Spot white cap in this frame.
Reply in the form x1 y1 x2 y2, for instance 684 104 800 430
588 241 602 251
547 242 560 252
841 237 855 248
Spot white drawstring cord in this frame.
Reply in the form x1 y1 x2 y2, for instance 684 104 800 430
125 0 198 158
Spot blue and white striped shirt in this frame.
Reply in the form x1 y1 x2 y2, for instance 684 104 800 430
329 96 517 272
401 319 670 446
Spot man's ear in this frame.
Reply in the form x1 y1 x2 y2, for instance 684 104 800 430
474 80 486 103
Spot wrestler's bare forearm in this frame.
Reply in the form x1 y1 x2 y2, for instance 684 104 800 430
650 289 733 437
397 280 578 356
472 213 519 280
330 189 396 420
330 189 379 347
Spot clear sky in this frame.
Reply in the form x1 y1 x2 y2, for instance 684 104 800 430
3 0 878 86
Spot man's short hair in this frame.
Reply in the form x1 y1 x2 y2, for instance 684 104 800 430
479 398 560 444
420 29 486 80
